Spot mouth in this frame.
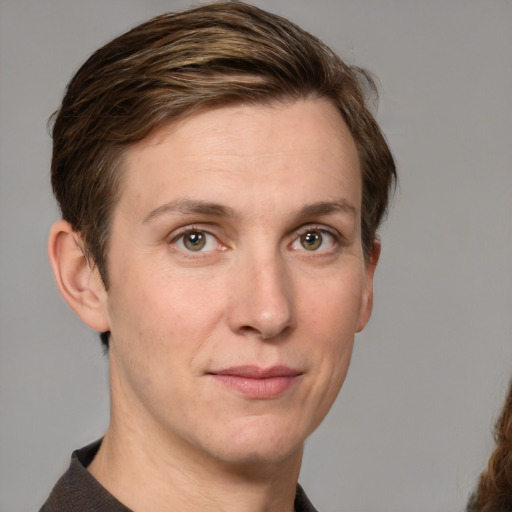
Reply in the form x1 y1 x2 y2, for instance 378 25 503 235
207 366 303 399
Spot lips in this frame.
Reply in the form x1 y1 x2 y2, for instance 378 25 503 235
208 366 303 399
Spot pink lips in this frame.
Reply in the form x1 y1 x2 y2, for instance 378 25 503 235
209 366 302 399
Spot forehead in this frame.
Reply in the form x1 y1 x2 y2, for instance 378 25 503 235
118 99 361 219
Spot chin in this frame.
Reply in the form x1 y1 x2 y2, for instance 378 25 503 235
204 418 306 466
212 442 302 468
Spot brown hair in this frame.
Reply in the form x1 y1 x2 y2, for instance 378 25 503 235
50 2 396 346
468 380 512 512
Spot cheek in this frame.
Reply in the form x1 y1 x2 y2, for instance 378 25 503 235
303 272 364 339
107 275 207 417
107 268 226 365
299 273 363 399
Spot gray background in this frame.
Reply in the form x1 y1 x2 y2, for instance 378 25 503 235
1 1 511 511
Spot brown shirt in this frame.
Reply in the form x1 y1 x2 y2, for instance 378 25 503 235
40 440 318 512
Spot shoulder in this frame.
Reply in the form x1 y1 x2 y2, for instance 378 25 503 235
39 440 131 512
295 484 319 512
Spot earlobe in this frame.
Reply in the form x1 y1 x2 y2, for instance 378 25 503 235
48 220 110 332
356 239 381 333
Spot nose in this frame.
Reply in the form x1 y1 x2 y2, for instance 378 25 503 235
227 251 296 340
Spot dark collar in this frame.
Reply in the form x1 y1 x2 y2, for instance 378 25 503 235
40 439 318 512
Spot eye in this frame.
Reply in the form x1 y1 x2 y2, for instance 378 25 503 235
174 230 218 252
291 229 337 252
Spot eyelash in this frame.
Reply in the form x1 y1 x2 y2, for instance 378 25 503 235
168 224 343 255
170 226 224 255
291 225 342 253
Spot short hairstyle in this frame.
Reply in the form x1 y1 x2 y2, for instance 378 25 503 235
50 1 396 346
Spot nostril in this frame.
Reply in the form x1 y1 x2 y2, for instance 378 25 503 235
239 325 261 336
238 323 291 341
227 266 296 340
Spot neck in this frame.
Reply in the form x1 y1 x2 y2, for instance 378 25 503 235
88 367 302 512
89 427 302 512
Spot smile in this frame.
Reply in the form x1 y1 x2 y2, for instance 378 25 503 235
208 366 303 399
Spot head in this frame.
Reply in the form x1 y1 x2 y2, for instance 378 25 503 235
50 2 396 349
48 2 396 469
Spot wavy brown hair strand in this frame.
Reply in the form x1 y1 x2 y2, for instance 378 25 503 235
468 380 512 512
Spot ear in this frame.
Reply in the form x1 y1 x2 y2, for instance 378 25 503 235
48 220 110 332
356 239 381 333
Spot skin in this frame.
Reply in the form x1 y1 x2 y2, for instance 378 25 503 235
49 98 379 512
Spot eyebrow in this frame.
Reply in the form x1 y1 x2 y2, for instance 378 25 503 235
298 200 357 219
143 199 235 223
142 198 356 224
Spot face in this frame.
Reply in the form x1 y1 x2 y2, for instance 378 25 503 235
99 99 377 466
